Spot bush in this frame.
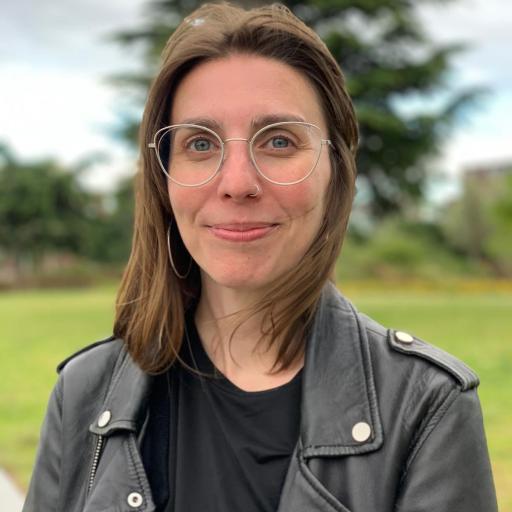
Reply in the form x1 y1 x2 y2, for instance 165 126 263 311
337 217 484 281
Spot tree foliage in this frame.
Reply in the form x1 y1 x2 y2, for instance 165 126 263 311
0 144 134 279
441 171 512 277
109 0 480 216
0 145 91 273
81 176 135 264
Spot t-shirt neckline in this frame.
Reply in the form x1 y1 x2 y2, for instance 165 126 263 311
183 313 303 397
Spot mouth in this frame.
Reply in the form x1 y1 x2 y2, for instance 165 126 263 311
207 222 279 242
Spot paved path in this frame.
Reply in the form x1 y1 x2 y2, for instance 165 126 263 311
0 468 24 512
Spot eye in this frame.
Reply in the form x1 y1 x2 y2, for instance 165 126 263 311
270 136 291 149
258 132 297 152
188 137 214 152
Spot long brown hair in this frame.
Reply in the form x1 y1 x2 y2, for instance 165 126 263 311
113 2 359 374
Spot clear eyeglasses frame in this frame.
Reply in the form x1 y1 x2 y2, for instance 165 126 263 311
147 121 334 187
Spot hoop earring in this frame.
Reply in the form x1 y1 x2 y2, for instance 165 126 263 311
167 222 192 279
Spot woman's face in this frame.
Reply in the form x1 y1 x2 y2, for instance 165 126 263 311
168 54 331 292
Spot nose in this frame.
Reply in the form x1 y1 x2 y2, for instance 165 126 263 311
216 139 261 201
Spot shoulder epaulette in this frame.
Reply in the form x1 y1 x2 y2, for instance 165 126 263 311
56 335 117 373
388 329 479 391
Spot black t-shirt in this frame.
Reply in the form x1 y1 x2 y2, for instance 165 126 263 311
141 315 303 511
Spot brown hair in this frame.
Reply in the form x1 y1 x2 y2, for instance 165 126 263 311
113 2 359 374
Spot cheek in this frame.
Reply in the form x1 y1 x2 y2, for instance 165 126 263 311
168 186 182 217
282 163 330 222
167 185 204 250
282 185 322 221
168 185 202 222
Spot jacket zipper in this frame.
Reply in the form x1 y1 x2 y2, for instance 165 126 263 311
88 434 105 494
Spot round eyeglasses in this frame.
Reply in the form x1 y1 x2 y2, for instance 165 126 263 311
148 121 333 187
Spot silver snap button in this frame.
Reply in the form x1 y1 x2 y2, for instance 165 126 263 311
97 410 111 428
395 331 414 344
127 492 143 508
352 421 371 442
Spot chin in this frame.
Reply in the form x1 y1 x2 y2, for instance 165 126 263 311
200 265 276 292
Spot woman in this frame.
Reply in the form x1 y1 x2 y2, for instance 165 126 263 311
24 3 498 511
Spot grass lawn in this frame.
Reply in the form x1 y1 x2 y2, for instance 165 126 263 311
1 281 511 510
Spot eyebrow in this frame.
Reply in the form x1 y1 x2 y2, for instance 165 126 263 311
251 114 306 130
175 113 307 134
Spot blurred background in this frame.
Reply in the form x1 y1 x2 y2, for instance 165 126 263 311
0 0 511 509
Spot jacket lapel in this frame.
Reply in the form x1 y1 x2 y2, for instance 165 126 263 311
277 282 383 511
276 442 352 512
301 282 383 457
86 349 156 511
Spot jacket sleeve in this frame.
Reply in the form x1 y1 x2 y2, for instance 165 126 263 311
22 376 64 512
395 387 498 512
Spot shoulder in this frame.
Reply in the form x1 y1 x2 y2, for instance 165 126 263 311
357 310 479 392
57 336 121 373
323 283 479 392
56 335 126 381
52 337 129 422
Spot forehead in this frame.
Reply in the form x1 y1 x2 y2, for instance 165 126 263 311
170 54 327 132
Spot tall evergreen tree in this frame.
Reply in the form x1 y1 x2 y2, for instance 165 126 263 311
110 0 479 216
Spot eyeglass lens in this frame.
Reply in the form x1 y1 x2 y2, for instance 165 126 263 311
155 122 323 186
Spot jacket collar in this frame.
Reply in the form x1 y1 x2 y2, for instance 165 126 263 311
300 281 383 458
90 282 383 457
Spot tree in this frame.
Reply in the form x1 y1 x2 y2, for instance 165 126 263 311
485 177 512 277
109 0 480 217
80 175 135 264
0 144 94 276
441 169 512 277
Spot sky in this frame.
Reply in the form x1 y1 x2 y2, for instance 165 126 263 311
1 0 511 200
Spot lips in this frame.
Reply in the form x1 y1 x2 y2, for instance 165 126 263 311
210 222 276 231
207 222 279 242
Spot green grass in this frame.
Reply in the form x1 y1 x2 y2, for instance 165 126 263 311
1 282 511 510
0 285 117 491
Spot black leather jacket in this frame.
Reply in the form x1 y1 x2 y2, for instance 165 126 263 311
23 284 498 511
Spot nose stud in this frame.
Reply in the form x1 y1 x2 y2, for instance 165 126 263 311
248 184 261 198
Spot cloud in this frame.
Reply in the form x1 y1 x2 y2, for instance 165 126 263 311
0 0 146 190
418 0 512 88
1 64 113 159
0 0 146 73
0 63 135 190
443 93 512 170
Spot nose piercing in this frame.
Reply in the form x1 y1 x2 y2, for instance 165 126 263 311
249 184 261 198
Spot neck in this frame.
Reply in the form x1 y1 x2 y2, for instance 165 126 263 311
194 274 304 389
